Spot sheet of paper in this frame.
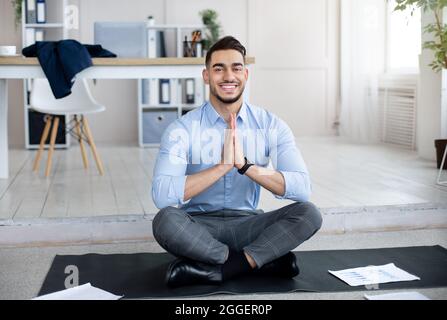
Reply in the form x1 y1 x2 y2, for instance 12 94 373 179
364 291 430 300
328 263 420 287
33 283 123 300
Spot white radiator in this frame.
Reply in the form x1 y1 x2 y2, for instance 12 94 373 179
379 76 417 149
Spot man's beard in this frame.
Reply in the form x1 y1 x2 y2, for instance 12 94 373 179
210 82 245 104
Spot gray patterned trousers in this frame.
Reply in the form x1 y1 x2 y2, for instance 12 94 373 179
152 201 322 268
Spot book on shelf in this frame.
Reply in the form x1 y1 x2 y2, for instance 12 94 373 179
36 0 46 24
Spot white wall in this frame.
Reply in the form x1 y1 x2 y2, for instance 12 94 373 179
417 10 442 160
248 0 339 136
1 0 339 147
0 0 25 149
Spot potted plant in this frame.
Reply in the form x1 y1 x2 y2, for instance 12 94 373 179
199 9 222 53
393 0 447 169
11 0 22 28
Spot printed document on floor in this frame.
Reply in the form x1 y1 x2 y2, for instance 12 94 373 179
33 283 123 300
328 263 420 286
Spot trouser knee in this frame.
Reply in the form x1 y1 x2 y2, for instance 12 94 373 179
287 201 323 234
152 206 186 245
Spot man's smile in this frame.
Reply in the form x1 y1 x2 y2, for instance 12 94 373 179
219 83 238 93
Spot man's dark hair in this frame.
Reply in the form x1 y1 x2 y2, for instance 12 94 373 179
205 36 246 67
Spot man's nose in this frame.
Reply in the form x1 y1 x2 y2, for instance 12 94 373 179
223 69 236 82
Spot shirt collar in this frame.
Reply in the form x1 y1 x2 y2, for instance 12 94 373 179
205 101 248 125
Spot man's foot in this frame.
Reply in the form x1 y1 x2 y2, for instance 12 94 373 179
165 258 223 288
254 252 300 278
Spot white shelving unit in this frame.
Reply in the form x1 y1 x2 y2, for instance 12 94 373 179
21 0 70 149
138 24 208 147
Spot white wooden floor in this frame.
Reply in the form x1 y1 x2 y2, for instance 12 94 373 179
1 136 446 221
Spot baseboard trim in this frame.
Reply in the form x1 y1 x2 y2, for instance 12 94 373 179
0 203 446 247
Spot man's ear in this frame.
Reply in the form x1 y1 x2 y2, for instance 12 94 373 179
244 67 249 81
202 68 209 85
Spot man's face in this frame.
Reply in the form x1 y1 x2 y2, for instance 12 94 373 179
203 49 248 104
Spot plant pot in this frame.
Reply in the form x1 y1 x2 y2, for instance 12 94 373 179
435 139 447 169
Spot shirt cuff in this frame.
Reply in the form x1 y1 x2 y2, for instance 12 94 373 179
274 170 311 201
274 170 291 200
171 175 189 206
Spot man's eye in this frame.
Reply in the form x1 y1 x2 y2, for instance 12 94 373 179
234 68 243 72
214 68 222 72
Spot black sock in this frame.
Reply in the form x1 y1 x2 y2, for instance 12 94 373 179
222 250 253 281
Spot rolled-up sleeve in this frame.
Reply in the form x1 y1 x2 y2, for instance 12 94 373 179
151 121 190 209
269 117 312 202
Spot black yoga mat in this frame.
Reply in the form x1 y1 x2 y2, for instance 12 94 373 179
38 245 447 299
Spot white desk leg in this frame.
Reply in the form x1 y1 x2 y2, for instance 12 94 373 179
0 79 9 179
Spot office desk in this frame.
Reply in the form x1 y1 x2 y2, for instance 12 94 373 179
0 57 254 179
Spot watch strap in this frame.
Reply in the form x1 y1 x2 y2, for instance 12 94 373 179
238 157 254 175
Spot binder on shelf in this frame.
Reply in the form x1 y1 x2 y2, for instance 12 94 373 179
25 28 35 46
185 79 195 104
141 79 150 105
205 84 210 102
170 79 179 106
147 28 157 58
35 29 44 41
157 30 166 57
26 0 37 24
159 79 171 104
196 42 203 57
36 0 46 23
195 78 205 105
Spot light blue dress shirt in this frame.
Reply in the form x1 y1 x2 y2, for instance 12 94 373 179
151 101 312 212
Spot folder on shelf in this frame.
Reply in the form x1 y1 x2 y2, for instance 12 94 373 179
194 78 204 105
26 0 37 24
185 79 195 104
141 79 149 105
159 79 171 104
36 0 46 24
205 85 210 101
35 29 45 41
25 28 36 46
170 79 179 106
157 30 166 57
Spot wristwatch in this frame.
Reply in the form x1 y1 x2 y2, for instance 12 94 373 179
237 157 254 175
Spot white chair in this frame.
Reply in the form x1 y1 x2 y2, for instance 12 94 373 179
30 78 105 177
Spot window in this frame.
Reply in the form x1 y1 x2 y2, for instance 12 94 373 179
386 0 421 73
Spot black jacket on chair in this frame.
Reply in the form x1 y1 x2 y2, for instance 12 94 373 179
22 39 116 99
